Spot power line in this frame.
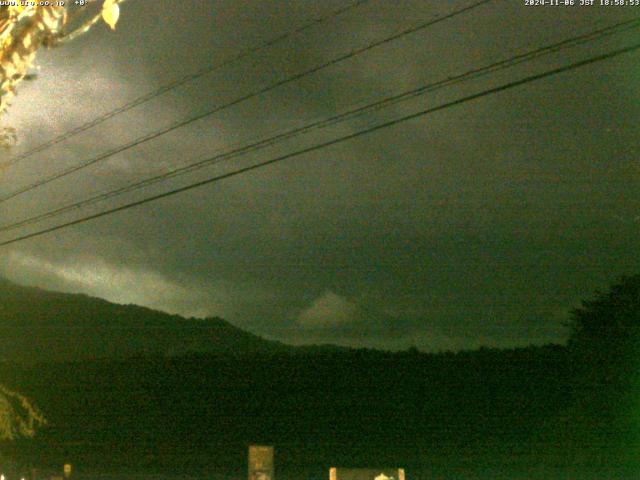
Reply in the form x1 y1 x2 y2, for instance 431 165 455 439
1 41 638 248
0 0 494 204
0 0 373 170
1 18 637 234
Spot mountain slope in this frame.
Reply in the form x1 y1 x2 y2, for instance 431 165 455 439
0 277 289 362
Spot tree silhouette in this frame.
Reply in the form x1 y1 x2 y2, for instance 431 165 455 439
568 274 640 371
566 274 640 447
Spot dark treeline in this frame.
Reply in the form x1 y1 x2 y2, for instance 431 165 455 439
0 275 638 479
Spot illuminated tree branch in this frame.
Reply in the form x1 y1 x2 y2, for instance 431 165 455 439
0 1 126 147
0 385 46 440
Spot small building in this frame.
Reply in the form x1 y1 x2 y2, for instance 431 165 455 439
329 468 406 480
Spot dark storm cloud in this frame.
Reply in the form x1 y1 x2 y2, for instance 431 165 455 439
0 0 638 350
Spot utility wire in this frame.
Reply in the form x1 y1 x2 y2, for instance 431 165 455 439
1 18 637 234
0 0 494 204
1 42 638 247
0 0 372 169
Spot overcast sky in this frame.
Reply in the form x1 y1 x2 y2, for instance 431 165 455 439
0 0 638 351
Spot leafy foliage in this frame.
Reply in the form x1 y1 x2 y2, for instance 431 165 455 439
0 385 45 440
0 1 125 146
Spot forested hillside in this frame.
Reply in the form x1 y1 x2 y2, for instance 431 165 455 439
0 278 289 362
0 276 637 479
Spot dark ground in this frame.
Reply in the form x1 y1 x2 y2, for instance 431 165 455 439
1 345 637 479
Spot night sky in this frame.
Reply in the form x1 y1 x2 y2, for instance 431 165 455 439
0 0 638 351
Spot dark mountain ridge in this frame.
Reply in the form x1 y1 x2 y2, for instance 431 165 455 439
0 277 289 362
0 276 636 478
